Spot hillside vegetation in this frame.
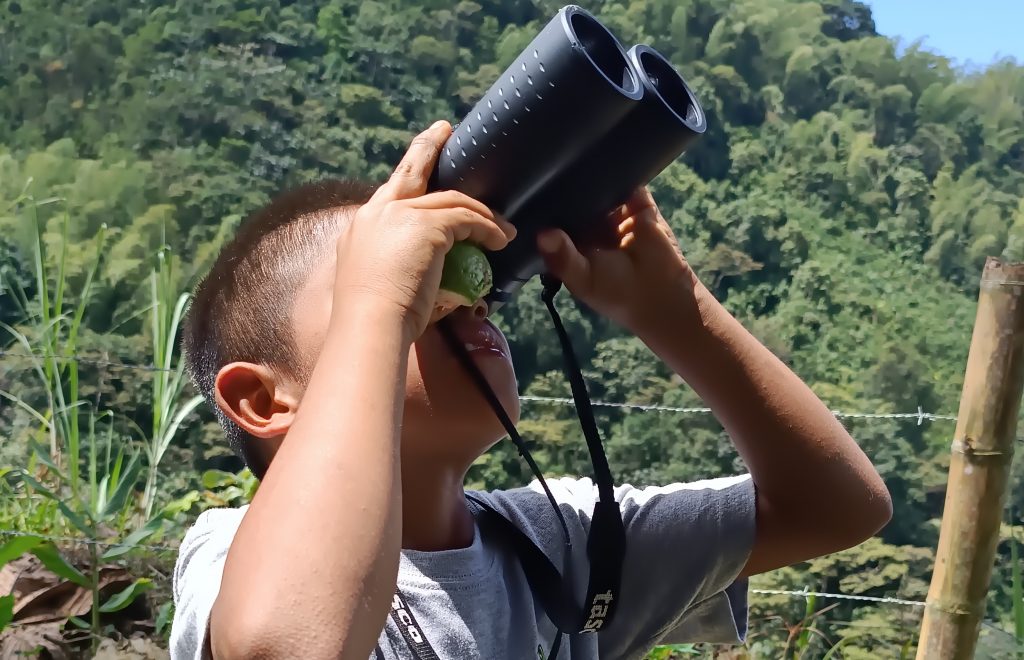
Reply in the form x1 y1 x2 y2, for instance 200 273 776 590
1 0 1022 656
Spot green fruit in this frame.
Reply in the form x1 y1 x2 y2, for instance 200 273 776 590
436 242 493 312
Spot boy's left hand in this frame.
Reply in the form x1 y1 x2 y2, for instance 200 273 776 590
537 187 699 335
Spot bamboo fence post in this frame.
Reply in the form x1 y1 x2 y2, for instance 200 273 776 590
917 257 1024 659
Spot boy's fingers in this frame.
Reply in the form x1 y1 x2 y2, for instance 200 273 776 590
374 121 451 202
537 229 591 294
621 186 658 221
415 190 517 241
414 190 492 218
632 186 657 208
436 208 511 251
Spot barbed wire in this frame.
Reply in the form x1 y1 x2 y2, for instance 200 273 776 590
980 620 1024 643
822 617 1021 643
0 350 175 373
0 528 178 554
749 587 925 608
1 349 967 424
749 588 1021 642
521 396 959 424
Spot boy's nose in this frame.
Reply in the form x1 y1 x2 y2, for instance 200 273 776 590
470 298 489 319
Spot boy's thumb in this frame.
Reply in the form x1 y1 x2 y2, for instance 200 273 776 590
537 229 590 293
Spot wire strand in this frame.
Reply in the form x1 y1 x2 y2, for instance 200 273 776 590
749 587 1021 642
1 349 966 423
0 528 177 553
520 396 959 423
749 587 925 608
0 349 175 372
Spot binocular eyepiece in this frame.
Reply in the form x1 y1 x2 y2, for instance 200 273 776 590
430 4 705 308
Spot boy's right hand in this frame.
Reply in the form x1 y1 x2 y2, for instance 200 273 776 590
333 120 515 342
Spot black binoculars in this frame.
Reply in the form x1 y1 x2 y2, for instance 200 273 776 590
430 4 706 307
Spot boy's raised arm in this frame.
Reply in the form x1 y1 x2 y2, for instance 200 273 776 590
210 302 409 660
208 122 514 660
537 187 892 577
639 283 893 576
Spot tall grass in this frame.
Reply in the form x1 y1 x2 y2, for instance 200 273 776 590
142 247 202 519
1012 520 1023 657
0 189 196 652
1 186 104 483
19 411 158 653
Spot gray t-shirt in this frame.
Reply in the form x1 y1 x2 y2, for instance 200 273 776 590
170 474 755 659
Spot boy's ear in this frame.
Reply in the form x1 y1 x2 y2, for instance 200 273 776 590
214 362 300 439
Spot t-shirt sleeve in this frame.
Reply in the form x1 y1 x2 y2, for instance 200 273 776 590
599 474 756 657
169 507 246 660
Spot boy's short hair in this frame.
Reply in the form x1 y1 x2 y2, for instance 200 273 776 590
182 179 377 478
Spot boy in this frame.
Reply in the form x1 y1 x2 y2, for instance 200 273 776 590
170 121 891 659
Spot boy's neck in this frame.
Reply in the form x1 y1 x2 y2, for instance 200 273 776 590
400 460 475 552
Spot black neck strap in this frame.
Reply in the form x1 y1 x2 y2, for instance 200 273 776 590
538 276 626 634
437 277 626 642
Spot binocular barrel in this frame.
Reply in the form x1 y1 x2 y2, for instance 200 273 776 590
431 5 705 306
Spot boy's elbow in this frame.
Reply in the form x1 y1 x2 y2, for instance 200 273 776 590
210 604 282 660
797 468 892 555
210 595 374 660
832 473 893 548
211 599 307 660
863 476 893 535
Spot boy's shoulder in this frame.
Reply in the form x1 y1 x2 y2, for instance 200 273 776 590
467 472 754 555
177 472 753 541
172 506 247 593
173 472 753 564
182 505 248 542
470 473 753 517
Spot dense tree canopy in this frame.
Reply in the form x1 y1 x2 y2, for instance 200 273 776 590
1 0 1022 656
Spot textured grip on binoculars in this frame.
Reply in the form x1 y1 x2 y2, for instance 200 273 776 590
430 6 641 303
510 45 705 228
487 45 706 303
432 4 641 217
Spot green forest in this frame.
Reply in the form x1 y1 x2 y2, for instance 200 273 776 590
1 0 1022 657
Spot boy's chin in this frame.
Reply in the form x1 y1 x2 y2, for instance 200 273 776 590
404 380 521 462
432 381 521 441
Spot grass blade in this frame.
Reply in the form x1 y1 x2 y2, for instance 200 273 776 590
100 516 166 560
155 600 174 637
0 535 44 565
53 210 69 333
0 389 52 429
32 542 90 588
0 594 13 632
155 395 202 466
1011 526 1023 649
27 441 67 481
101 453 141 519
20 471 91 534
99 578 153 613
